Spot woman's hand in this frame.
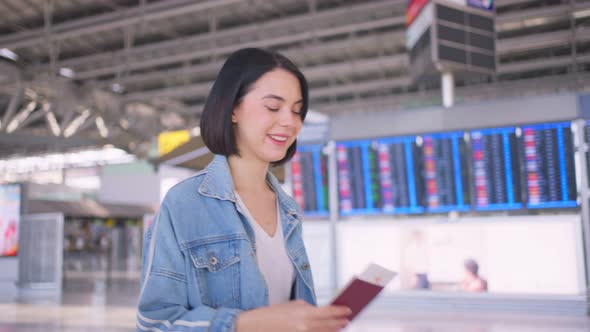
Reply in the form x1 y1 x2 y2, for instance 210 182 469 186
236 300 352 332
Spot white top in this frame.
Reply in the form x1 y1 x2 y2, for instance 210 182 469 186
235 192 295 305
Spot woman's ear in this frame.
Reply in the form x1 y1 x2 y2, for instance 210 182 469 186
231 104 239 124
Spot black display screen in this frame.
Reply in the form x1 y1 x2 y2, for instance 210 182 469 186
470 127 523 210
521 122 577 208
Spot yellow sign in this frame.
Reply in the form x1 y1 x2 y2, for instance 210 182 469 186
158 130 190 156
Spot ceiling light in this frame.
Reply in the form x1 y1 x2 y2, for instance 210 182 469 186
574 9 590 19
6 101 37 133
0 48 18 61
64 109 91 137
119 118 129 129
523 17 549 28
59 67 75 78
24 88 37 99
46 111 61 136
0 147 136 174
95 116 109 138
111 83 124 93
41 101 51 112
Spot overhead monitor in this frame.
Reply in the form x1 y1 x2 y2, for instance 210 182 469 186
336 140 382 216
521 122 577 209
584 121 590 188
374 136 425 214
421 131 471 213
291 145 330 217
470 127 523 211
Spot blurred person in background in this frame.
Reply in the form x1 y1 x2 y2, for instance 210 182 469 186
462 258 488 292
136 48 351 332
404 229 430 290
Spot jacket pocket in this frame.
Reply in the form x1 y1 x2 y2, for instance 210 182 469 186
189 238 242 308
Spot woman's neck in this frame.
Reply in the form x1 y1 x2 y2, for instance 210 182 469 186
227 155 270 193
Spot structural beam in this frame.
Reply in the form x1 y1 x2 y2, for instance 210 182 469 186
122 56 409 102
23 0 396 78
497 27 590 54
314 72 590 114
497 2 590 29
71 17 403 80
0 0 241 49
1 86 24 131
96 30 403 88
499 54 590 75
0 132 97 147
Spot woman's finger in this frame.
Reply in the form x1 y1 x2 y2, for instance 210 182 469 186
305 318 349 332
314 305 352 319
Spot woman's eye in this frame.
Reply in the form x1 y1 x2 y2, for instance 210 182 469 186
265 106 279 112
292 110 302 115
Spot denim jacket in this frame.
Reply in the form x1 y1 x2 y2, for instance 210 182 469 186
136 155 316 332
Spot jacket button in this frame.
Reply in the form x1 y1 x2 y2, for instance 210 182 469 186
302 263 310 270
209 256 218 266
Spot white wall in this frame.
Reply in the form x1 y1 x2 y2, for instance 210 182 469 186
99 162 196 206
335 214 586 296
99 161 160 206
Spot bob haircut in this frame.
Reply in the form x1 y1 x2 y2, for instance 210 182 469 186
200 47 308 167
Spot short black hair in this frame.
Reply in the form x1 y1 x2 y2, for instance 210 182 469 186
200 48 308 167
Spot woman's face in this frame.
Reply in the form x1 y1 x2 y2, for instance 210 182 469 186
232 68 304 164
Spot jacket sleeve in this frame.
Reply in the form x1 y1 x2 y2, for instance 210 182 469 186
136 201 241 332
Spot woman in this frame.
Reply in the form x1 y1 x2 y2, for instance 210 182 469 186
137 48 351 332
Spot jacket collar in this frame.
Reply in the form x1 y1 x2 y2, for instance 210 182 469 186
198 155 301 220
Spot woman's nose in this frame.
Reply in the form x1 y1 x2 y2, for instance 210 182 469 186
278 109 298 127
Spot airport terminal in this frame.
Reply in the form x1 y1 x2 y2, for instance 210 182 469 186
1 0 590 331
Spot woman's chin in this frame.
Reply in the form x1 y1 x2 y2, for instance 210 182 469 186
261 151 287 164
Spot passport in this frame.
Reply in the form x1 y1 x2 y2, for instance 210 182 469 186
330 263 397 321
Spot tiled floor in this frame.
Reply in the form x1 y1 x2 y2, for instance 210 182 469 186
1 301 589 332
0 254 588 332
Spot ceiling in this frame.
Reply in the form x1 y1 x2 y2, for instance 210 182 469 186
0 0 589 158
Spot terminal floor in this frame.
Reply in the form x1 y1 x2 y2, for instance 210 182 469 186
0 256 588 332
1 301 588 331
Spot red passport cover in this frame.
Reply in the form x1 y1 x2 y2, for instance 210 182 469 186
331 278 384 321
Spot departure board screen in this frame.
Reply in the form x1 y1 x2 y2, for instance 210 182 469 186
521 122 577 208
291 145 329 217
336 140 381 215
375 137 425 214
470 127 523 210
585 121 590 185
421 132 471 213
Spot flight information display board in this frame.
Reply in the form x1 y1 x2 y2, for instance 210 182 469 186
329 121 578 216
585 121 590 186
291 145 329 217
336 140 381 215
375 137 425 214
422 132 471 213
470 127 523 210
521 122 577 208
